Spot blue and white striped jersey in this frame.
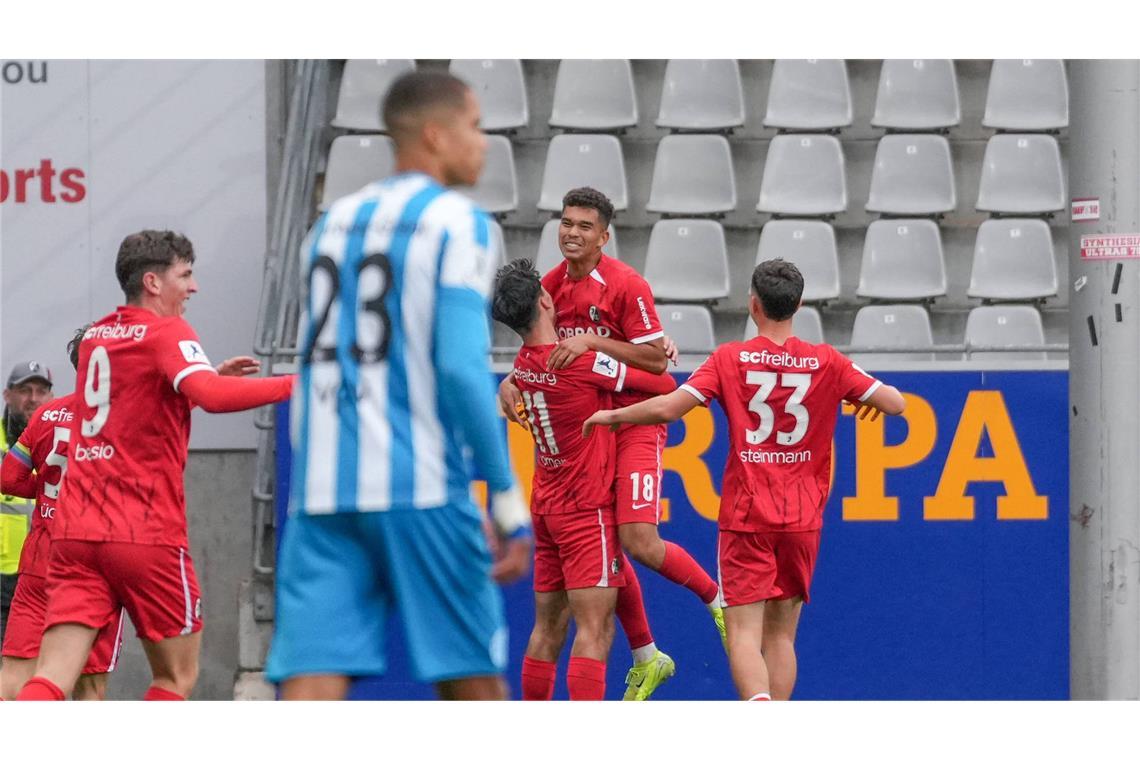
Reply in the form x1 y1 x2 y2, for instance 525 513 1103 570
291 172 515 514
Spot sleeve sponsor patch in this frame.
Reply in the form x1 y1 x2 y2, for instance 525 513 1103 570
591 352 619 379
179 340 211 365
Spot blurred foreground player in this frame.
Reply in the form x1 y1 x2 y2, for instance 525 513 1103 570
584 260 905 700
492 259 676 700
16 231 294 700
0 325 125 700
267 71 531 701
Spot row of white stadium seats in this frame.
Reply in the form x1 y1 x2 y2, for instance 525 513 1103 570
495 304 1052 361
322 132 1067 216
332 59 1069 133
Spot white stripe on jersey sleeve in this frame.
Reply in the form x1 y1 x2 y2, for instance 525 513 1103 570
679 384 708 404
172 363 217 393
858 379 883 403
630 331 666 345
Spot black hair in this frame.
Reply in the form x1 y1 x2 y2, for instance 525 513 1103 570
382 71 470 141
67 323 93 370
750 258 804 322
561 187 614 228
491 259 543 336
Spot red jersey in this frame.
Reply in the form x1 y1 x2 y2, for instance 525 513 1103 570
681 335 881 533
55 306 220 547
514 346 675 515
542 255 664 407
2 395 76 577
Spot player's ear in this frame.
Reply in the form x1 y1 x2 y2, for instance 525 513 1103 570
141 270 162 296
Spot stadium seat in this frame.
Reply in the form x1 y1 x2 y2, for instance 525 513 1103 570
489 219 507 268
763 59 852 131
658 304 716 355
644 220 730 302
857 220 947 300
549 60 638 131
967 219 1057 300
743 306 824 344
534 219 618 275
656 59 745 131
448 59 528 132
756 220 840 302
757 135 846 216
849 305 935 362
538 135 628 211
965 305 1046 360
983 59 1069 131
331 59 416 131
456 135 517 214
871 59 960 131
865 135 956 215
320 135 396 210
976 134 1065 214
646 135 737 216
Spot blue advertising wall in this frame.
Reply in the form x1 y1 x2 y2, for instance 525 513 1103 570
275 369 1069 700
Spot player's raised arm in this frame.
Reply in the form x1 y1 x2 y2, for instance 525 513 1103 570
178 371 295 413
583 388 699 438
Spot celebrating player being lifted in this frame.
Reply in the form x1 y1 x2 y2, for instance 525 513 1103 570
584 259 905 701
492 258 677 700
501 187 723 700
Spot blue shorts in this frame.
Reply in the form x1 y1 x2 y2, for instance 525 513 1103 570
266 501 508 684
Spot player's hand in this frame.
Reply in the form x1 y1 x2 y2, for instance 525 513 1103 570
582 410 618 438
498 376 525 426
662 335 679 366
547 334 593 370
845 400 882 422
216 356 261 377
491 534 532 585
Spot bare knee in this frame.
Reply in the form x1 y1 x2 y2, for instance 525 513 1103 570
73 673 108 701
618 525 663 566
527 614 570 661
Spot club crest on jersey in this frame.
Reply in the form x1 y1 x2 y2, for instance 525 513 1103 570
592 352 619 379
611 556 621 576
589 305 601 323
179 340 211 365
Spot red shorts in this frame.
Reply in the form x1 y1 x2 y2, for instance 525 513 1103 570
615 423 666 525
45 540 203 642
532 509 626 592
1 573 126 674
718 530 821 607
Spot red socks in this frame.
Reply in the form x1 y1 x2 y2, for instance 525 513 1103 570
17 677 66 700
144 686 185 701
658 542 719 604
521 656 556 701
567 657 606 700
615 556 654 649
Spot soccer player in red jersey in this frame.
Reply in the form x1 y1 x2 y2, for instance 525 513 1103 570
501 187 723 699
15 230 295 701
584 259 906 700
491 259 677 701
0 325 125 700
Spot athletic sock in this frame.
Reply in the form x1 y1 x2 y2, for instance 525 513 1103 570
16 676 65 701
521 656 557 701
630 643 659 664
567 657 607 701
144 686 185 701
748 692 772 701
658 542 720 604
615 556 655 650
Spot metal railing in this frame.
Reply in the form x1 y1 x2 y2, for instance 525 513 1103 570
249 59 331 576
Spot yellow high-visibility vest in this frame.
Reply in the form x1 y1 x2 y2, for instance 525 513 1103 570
0 424 33 575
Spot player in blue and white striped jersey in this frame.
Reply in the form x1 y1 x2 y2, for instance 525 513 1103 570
267 71 531 700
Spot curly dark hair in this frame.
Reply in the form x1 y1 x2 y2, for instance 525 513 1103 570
750 258 804 322
561 187 614 227
115 230 195 301
67 322 93 370
492 259 543 336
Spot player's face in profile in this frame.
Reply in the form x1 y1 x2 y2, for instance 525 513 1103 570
558 206 609 266
155 259 198 317
438 89 486 187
